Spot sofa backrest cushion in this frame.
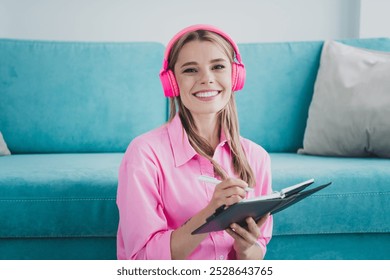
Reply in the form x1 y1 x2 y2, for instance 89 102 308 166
2 38 390 154
237 38 390 152
0 39 167 153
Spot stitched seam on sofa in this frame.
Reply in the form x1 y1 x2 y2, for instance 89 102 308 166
307 191 390 198
3 230 388 238
0 198 116 202
0 235 115 239
1 192 388 202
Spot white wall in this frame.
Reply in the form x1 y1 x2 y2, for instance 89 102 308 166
0 0 385 45
360 0 390 38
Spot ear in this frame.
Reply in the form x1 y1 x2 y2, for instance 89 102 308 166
231 62 246 92
160 69 180 97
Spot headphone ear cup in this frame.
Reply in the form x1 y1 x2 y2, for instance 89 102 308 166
160 69 180 97
231 63 246 92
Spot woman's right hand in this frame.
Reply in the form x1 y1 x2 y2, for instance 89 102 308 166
207 178 248 211
171 177 249 259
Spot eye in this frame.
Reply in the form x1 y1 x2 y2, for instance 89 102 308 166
212 64 226 70
182 68 197 73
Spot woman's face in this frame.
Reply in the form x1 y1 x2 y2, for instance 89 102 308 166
174 40 232 118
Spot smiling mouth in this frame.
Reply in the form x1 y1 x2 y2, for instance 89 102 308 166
193 91 221 98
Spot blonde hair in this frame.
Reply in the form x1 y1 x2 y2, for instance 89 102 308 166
168 30 255 187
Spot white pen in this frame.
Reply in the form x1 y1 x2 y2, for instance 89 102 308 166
198 175 254 192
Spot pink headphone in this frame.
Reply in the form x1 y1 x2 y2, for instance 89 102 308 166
159 24 246 98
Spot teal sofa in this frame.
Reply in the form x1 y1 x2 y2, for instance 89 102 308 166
1 38 389 260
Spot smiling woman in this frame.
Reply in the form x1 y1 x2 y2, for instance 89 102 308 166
174 40 232 117
116 25 273 260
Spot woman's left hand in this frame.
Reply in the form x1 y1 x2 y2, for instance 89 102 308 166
225 214 270 260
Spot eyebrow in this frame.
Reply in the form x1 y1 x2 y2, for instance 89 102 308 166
180 58 228 69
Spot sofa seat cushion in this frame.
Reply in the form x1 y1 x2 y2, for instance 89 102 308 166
0 153 122 238
269 153 390 236
2 153 388 244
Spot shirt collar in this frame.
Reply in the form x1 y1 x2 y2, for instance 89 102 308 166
167 114 230 167
167 114 197 167
219 126 229 146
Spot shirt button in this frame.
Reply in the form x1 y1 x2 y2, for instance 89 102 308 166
219 255 224 260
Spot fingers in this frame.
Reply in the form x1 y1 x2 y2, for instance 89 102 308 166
225 227 241 242
223 186 246 200
213 178 248 207
246 217 261 237
218 178 248 192
256 213 270 227
226 222 258 247
232 218 259 241
226 215 270 246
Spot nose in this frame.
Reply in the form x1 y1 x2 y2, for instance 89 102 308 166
199 69 214 85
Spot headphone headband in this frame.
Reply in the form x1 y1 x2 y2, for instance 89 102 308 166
162 24 243 70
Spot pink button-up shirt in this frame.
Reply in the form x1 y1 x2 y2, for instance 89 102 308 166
116 115 273 260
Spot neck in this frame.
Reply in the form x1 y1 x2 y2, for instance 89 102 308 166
193 113 220 150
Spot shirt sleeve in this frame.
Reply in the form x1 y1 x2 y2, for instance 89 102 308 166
252 149 274 257
116 137 172 260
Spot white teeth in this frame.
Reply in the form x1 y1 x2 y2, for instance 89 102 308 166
194 91 219 98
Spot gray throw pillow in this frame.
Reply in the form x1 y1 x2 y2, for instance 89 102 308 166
299 40 390 157
0 132 11 156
